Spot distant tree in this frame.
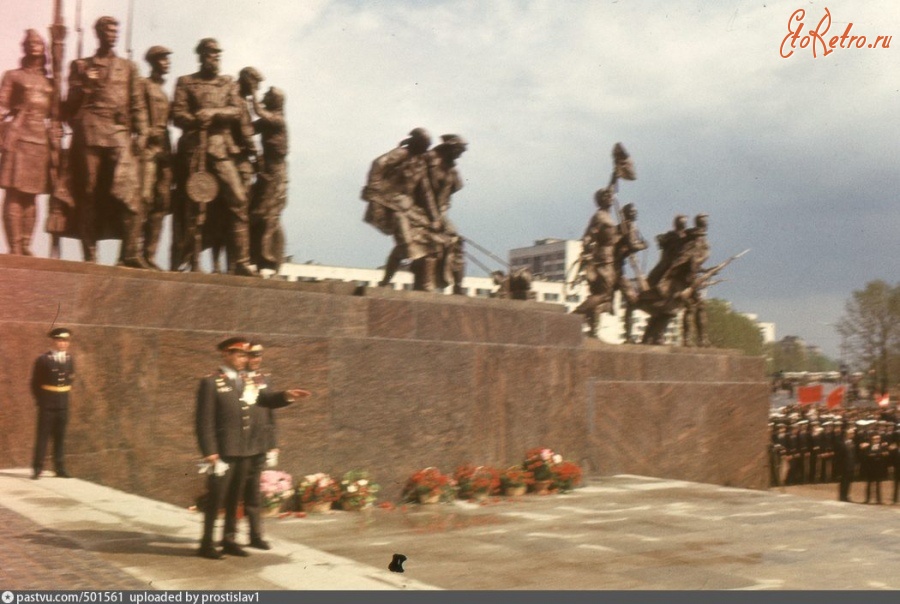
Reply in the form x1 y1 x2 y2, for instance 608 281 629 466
836 280 900 395
765 338 838 374
705 298 764 356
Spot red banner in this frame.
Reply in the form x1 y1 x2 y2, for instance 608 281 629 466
826 386 845 409
797 384 823 405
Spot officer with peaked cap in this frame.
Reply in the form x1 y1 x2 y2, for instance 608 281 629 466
30 328 75 479
195 336 311 559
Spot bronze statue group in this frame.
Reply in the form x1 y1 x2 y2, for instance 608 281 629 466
1 14 738 345
570 144 737 346
0 16 288 275
361 127 468 294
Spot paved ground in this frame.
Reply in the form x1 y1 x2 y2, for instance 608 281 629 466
1 468 899 591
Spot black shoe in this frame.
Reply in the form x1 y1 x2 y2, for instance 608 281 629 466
248 538 271 550
122 257 152 270
56 471 71 478
197 545 224 560
222 541 249 557
31 472 40 480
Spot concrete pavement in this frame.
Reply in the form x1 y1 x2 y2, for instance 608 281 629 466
1 469 899 590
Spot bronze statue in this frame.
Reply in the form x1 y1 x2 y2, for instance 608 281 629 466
0 30 54 256
171 38 256 276
491 267 534 300
65 16 148 267
423 134 467 293
647 214 689 297
573 187 619 336
362 128 440 290
235 67 262 192
139 45 173 270
249 87 288 272
614 203 648 343
681 214 711 347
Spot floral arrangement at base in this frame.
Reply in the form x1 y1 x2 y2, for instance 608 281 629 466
453 465 501 500
260 470 294 513
339 470 380 511
401 467 457 503
551 460 583 493
499 466 534 495
295 472 341 511
523 447 562 483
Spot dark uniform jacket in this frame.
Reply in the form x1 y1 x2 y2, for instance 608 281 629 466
195 369 289 459
31 351 74 410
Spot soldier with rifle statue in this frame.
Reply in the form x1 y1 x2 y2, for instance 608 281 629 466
138 45 174 271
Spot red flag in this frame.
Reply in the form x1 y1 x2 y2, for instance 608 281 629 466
826 386 845 409
797 384 823 405
877 393 890 407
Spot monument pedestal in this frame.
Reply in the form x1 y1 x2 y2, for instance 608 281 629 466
0 255 769 505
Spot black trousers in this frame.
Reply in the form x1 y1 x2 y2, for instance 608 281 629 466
838 475 853 502
32 406 68 474
201 453 266 546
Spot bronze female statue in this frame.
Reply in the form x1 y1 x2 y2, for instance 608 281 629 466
0 30 54 256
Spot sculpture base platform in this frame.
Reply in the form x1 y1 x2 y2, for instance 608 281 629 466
0 255 770 505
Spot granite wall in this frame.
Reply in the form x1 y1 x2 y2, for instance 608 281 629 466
0 255 770 507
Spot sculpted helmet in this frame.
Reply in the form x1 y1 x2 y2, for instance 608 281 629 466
263 86 285 110
195 38 223 55
144 45 172 63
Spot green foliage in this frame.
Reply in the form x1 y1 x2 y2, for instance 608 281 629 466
705 298 764 356
836 280 900 394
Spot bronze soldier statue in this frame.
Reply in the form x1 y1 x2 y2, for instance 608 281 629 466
139 46 173 270
646 214 688 297
172 38 256 276
574 187 619 337
0 30 55 256
425 134 467 293
65 16 148 267
613 203 648 343
249 87 288 272
235 67 262 193
680 213 711 347
361 128 440 289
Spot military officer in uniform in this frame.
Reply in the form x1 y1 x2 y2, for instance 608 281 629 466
65 16 148 267
195 337 309 559
242 341 279 549
31 327 75 479
139 45 173 270
172 39 256 276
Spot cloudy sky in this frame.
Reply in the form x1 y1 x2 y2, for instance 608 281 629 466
3 0 899 358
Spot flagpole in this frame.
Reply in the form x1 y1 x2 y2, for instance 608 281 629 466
126 0 135 60
75 0 83 60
